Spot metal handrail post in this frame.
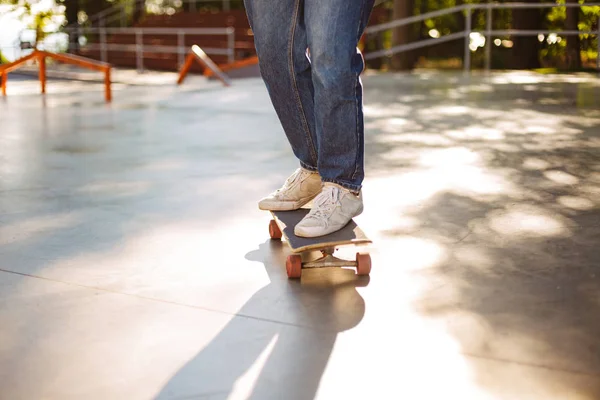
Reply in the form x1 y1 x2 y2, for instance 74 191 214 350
597 16 600 73
100 28 107 63
136 29 144 72
464 6 472 73
178 31 185 67
77 26 83 54
227 28 235 63
485 4 492 71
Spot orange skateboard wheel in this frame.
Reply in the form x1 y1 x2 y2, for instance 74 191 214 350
269 220 282 240
286 255 302 278
356 252 371 276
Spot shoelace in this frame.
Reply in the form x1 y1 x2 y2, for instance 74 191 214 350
309 186 340 219
275 169 308 194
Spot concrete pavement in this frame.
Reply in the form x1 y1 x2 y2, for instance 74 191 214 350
1 70 599 399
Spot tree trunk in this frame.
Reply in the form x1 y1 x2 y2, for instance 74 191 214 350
64 0 80 52
390 0 417 70
510 0 543 69
364 5 389 70
183 1 198 12
64 0 79 25
565 0 581 69
132 0 146 24
34 23 42 49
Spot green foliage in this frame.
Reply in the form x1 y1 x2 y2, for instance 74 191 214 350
0 50 9 64
547 0 600 34
370 0 599 70
543 0 600 69
1 0 64 48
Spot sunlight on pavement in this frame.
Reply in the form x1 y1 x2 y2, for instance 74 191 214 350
229 335 279 400
544 170 580 186
2 71 600 399
487 204 572 238
557 196 595 211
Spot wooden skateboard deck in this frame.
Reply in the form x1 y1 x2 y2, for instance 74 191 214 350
270 209 371 252
268 208 372 278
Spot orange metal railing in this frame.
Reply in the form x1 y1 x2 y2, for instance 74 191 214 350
0 50 112 102
177 45 232 87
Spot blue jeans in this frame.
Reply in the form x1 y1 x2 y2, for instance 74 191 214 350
244 0 375 192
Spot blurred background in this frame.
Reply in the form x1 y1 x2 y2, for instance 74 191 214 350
1 0 599 74
1 2 600 400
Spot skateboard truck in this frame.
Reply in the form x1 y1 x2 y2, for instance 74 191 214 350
303 247 355 269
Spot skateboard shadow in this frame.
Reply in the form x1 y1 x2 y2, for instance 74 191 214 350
154 239 369 400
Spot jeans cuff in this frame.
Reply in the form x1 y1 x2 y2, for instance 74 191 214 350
300 162 318 173
321 178 362 193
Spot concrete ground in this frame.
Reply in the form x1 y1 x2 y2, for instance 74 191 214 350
1 70 599 400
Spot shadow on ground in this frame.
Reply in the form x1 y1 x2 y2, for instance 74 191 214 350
155 240 368 400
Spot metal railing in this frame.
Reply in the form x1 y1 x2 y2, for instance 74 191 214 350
0 50 112 102
365 2 600 72
74 0 234 28
63 26 236 72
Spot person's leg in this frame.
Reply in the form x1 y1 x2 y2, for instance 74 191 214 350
305 0 375 193
294 0 375 237
244 0 319 173
245 0 324 211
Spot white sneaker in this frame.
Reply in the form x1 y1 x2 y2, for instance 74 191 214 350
258 168 322 211
294 183 363 237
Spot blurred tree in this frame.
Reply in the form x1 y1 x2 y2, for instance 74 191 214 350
61 0 78 51
510 0 544 69
0 0 62 49
182 0 194 12
182 0 245 12
544 1 598 69
565 0 582 68
391 0 417 69
62 0 78 25
132 0 144 24
382 0 599 70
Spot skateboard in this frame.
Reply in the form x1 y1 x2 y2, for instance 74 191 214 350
268 208 372 279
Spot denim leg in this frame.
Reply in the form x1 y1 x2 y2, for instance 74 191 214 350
305 0 375 192
244 0 319 171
